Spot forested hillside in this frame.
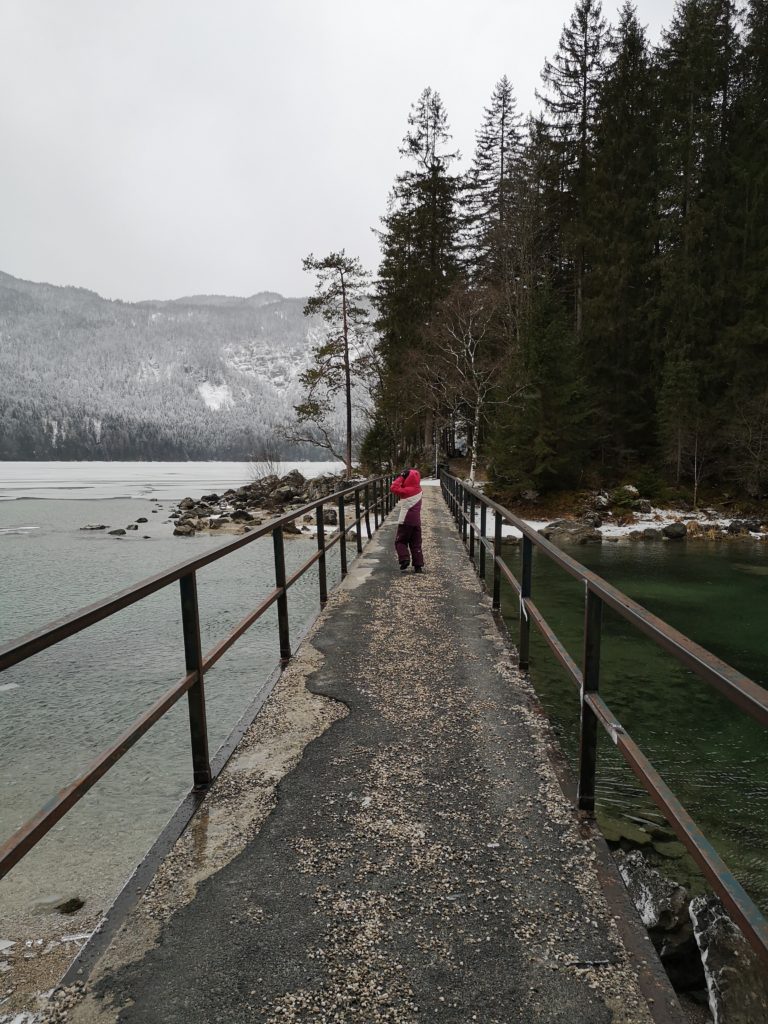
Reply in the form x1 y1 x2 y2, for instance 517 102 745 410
0 271 319 459
366 0 768 502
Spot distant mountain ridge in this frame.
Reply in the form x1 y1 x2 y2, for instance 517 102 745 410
0 271 319 460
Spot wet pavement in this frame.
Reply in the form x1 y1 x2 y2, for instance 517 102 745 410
39 488 683 1024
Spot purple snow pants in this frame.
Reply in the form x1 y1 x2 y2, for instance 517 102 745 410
395 524 424 567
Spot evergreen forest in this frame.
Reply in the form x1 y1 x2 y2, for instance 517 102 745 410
364 0 768 504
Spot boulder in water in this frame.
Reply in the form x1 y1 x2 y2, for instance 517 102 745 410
690 894 768 1023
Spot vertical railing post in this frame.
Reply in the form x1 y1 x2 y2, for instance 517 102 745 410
338 494 348 578
373 480 379 530
316 504 328 605
273 526 291 663
179 572 212 790
492 512 502 611
354 488 363 554
469 493 476 564
462 487 469 545
519 536 532 670
578 588 603 813
364 483 372 539
479 502 487 581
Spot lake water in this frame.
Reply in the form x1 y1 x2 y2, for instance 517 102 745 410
2 464 766 939
0 462 343 933
496 539 768 915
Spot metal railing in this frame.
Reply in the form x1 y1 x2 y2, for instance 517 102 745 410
441 472 768 969
0 475 394 881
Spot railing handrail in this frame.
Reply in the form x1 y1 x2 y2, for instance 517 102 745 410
0 476 388 674
441 471 768 970
0 474 394 882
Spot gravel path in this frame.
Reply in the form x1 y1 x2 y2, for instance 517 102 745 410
43 488 668 1023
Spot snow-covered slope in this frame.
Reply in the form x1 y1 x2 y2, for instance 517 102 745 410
0 271 318 459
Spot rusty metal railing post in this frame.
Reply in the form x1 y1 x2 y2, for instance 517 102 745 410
338 494 348 578
179 572 212 790
469 493 476 564
519 536 532 670
373 480 379 530
364 483 372 539
272 526 291 663
316 504 328 605
492 512 502 611
479 502 487 581
578 588 603 812
354 489 363 553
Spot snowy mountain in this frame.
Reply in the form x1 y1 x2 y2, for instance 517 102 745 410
0 271 321 459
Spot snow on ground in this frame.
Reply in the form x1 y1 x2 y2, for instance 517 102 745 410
481 504 765 541
436 479 764 542
197 381 234 411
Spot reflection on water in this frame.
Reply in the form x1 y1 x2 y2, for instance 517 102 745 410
0 497 341 931
497 539 768 913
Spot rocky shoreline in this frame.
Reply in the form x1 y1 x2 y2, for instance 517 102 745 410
613 845 768 1023
493 484 768 547
167 469 356 538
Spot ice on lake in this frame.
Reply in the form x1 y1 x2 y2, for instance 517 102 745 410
0 460 344 501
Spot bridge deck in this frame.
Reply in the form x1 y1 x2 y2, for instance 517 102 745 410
57 487 683 1024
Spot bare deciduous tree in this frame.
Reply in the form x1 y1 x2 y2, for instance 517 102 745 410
423 284 525 483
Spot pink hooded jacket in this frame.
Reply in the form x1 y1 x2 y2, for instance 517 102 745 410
390 469 423 526
390 469 422 499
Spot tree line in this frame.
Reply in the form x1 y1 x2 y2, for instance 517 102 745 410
357 0 767 503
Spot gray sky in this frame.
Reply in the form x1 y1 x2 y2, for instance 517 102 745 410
0 1 673 302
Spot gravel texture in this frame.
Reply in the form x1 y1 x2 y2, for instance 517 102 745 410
34 489 663 1024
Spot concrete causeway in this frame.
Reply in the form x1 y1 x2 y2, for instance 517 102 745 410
46 487 685 1024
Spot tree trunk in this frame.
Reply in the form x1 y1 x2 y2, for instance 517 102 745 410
341 272 353 477
469 401 481 484
424 410 434 453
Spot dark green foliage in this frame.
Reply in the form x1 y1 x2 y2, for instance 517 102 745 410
368 0 768 499
374 88 462 455
488 286 590 493
582 2 659 467
463 76 524 283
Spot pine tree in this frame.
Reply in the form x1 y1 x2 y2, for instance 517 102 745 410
373 87 462 458
292 251 370 475
582 2 659 470
488 284 590 494
463 76 524 284
720 0 768 494
655 0 740 491
537 0 609 339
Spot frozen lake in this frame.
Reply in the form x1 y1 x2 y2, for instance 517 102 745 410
0 461 345 940
0 460 344 501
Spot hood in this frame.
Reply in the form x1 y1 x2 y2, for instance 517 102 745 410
403 469 421 487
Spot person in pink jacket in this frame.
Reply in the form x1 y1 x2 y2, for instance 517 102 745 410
389 468 424 573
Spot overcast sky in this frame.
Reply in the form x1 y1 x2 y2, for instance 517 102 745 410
0 1 673 302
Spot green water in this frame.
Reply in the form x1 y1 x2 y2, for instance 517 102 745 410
495 540 768 913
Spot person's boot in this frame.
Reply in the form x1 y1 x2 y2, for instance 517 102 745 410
399 561 410 572
413 565 424 574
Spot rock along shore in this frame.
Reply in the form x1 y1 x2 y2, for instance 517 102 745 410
168 468 360 538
